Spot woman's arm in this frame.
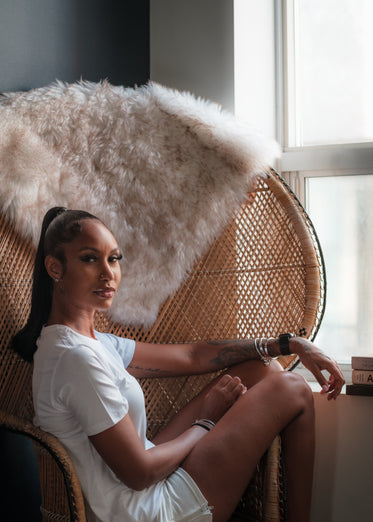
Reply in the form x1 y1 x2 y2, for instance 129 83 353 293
127 338 262 378
89 414 207 490
89 374 245 490
128 336 345 399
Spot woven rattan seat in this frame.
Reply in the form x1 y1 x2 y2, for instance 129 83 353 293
0 169 325 521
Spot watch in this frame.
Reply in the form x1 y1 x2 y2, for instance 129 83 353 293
278 333 296 356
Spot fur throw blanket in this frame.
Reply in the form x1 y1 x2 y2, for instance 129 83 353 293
0 81 280 326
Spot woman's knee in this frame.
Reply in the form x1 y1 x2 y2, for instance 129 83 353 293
271 371 314 410
226 357 284 390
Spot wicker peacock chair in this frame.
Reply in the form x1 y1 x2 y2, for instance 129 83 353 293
0 169 325 521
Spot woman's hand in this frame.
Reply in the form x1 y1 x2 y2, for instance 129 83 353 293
198 374 247 423
292 337 345 400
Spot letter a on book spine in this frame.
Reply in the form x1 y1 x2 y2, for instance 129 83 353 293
352 370 373 385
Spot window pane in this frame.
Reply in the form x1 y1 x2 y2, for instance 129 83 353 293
292 0 373 146
306 175 373 363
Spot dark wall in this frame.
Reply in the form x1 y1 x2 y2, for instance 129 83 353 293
0 0 150 92
0 1 149 519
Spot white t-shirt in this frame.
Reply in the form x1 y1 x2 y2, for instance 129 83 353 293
33 325 175 522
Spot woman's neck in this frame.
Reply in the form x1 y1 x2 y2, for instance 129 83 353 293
47 304 96 339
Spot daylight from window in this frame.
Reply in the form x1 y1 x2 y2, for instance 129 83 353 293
307 175 373 363
292 0 373 146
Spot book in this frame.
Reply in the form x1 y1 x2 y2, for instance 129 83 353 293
351 356 373 370
346 384 373 396
352 369 373 385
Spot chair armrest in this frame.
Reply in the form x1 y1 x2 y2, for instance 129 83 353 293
0 409 86 521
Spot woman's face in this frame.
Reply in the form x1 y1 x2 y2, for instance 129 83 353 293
53 219 122 314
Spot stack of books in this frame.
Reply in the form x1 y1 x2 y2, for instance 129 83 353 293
346 355 373 396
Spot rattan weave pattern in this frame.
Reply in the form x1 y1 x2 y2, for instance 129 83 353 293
0 216 34 421
94 171 325 438
0 169 325 521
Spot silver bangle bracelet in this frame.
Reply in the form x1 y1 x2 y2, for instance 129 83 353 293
254 337 272 365
192 419 215 431
264 337 276 358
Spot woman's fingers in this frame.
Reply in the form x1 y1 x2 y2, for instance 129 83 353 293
218 375 247 396
296 339 345 399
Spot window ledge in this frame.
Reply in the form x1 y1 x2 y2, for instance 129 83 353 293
281 142 373 172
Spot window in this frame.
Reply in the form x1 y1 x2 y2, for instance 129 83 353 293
281 0 373 365
285 0 373 147
305 173 373 363
234 0 373 366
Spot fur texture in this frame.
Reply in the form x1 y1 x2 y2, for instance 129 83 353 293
0 81 280 326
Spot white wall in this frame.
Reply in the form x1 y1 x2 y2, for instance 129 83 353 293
234 0 277 139
311 391 373 522
150 0 277 138
150 0 235 112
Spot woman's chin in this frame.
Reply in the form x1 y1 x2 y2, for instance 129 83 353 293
95 299 114 312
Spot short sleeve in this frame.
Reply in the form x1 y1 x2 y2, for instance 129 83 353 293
57 345 128 436
94 332 135 368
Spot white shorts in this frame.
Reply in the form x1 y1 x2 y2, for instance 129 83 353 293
158 468 213 522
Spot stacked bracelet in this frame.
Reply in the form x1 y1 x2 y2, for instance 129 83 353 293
255 334 297 361
192 419 215 431
254 338 275 365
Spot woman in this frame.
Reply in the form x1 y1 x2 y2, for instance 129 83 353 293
12 207 344 522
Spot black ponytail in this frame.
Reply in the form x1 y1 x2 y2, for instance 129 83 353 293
11 206 99 362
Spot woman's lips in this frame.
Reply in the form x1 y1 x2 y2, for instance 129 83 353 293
94 288 115 299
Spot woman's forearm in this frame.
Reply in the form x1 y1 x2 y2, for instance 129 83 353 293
130 336 291 378
193 337 283 371
90 414 209 491
139 426 207 489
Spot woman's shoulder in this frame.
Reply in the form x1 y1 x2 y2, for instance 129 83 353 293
94 331 135 366
38 324 99 350
35 325 98 367
36 325 135 369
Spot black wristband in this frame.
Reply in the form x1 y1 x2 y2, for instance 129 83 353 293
279 333 295 356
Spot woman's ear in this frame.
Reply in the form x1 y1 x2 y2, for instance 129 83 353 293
45 255 63 282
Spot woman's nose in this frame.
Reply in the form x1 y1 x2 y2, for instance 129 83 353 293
100 263 113 280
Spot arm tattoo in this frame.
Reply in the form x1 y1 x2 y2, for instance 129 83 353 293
207 339 258 367
128 364 173 377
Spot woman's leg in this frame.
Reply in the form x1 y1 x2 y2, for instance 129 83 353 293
184 371 314 522
154 362 314 522
153 359 283 443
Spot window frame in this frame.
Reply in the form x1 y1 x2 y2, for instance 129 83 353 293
276 0 373 380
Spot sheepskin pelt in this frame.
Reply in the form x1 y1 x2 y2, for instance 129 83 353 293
0 80 280 326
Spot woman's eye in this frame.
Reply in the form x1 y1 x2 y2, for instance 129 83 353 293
81 255 97 263
109 254 123 263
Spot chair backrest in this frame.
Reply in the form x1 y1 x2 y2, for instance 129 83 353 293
0 169 325 518
94 169 326 437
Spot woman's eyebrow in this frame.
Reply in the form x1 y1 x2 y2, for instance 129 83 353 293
78 246 120 253
78 246 99 252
